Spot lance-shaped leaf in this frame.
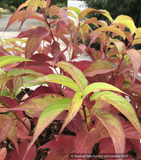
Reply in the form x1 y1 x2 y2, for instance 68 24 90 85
0 55 32 68
84 82 125 96
126 49 141 83
7 77 23 99
24 98 71 159
55 61 88 92
44 136 75 160
113 15 136 35
75 123 99 154
31 74 80 92
83 59 115 77
79 8 105 21
5 141 36 160
92 108 125 154
25 26 50 58
0 115 13 142
58 92 83 136
19 0 41 30
0 69 41 87
90 91 141 135
91 26 126 39
7 126 19 154
9 93 64 112
0 147 7 160
68 6 81 16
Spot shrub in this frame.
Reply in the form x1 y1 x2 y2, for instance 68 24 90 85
0 0 141 159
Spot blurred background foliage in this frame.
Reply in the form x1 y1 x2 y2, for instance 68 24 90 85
83 0 141 27
0 0 141 27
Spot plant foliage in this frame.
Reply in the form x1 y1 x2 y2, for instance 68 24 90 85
0 0 141 159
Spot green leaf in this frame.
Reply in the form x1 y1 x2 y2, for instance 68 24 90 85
84 82 125 96
55 61 88 92
30 74 80 92
90 91 141 135
0 69 41 87
59 92 83 136
24 98 71 158
92 109 125 154
68 7 81 17
0 55 32 68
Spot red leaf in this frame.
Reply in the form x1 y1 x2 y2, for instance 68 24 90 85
46 0 51 9
130 139 141 159
75 123 99 155
0 147 7 160
5 141 36 160
0 96 23 118
123 122 141 139
26 86 54 100
44 136 75 160
126 49 141 83
71 61 92 72
39 135 75 150
25 26 50 58
51 41 61 65
17 117 31 140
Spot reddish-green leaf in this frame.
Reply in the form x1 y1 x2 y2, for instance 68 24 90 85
75 123 99 153
0 115 12 142
55 61 88 92
7 126 19 154
92 108 125 154
24 98 71 159
0 147 7 160
84 82 124 96
58 92 83 136
25 26 50 58
9 93 63 112
7 77 23 99
90 91 141 135
83 59 114 77
19 0 41 30
126 49 141 83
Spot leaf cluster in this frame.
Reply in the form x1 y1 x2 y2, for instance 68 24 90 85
0 0 141 159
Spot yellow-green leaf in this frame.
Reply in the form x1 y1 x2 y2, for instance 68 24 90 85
59 92 83 135
90 91 141 135
84 82 124 96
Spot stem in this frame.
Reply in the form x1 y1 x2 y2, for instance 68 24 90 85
82 105 89 131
